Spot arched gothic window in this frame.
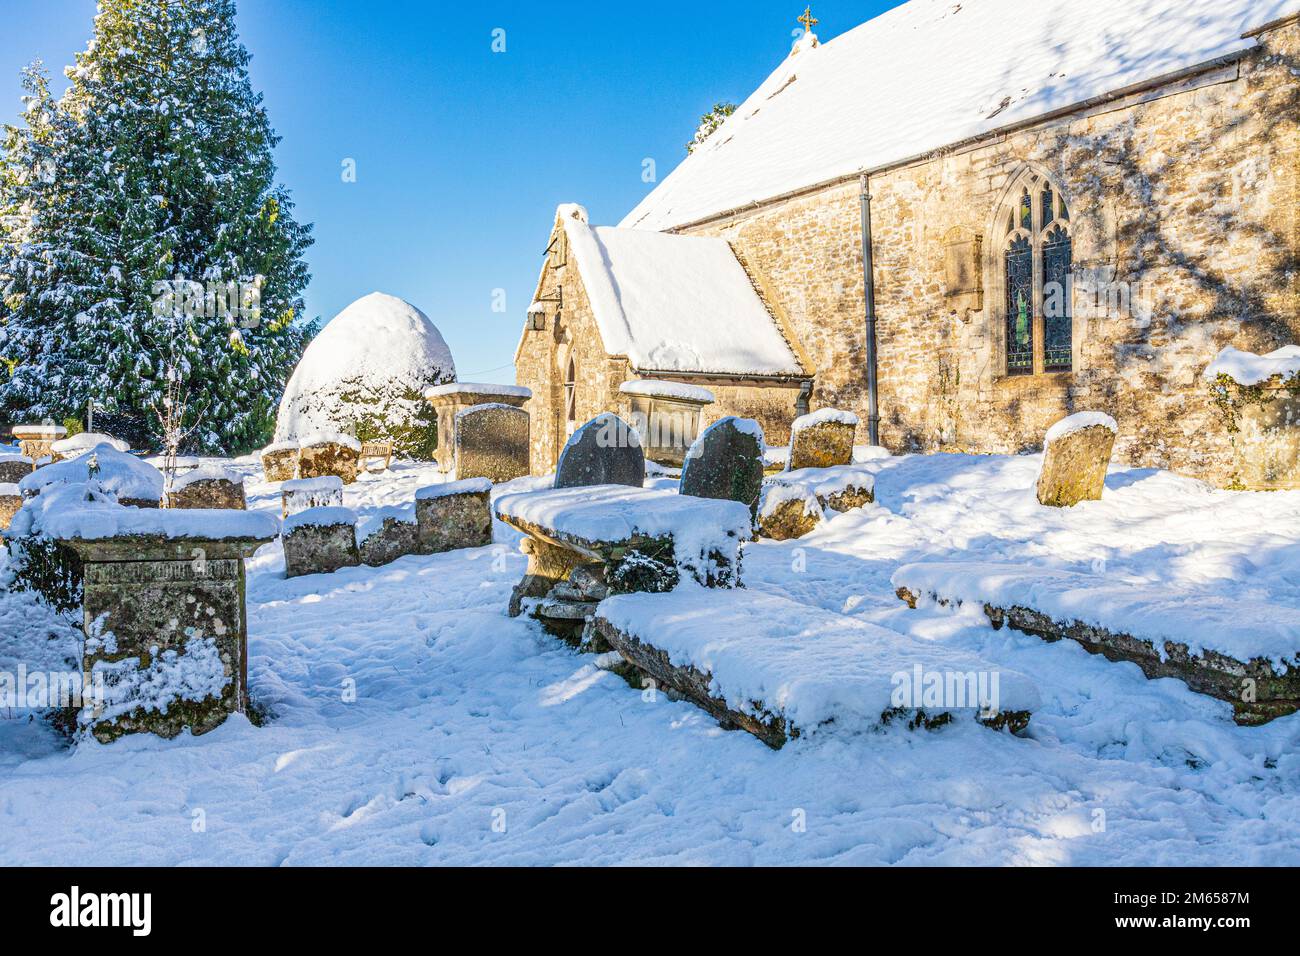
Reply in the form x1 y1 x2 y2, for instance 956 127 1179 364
564 358 577 423
998 174 1073 375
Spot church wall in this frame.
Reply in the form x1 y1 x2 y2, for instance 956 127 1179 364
684 20 1300 486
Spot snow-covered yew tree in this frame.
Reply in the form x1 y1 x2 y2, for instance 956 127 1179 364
0 0 314 454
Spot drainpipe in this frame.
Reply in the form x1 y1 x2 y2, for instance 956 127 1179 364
860 175 881 446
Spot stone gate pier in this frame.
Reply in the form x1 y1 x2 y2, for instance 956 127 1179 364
58 513 277 742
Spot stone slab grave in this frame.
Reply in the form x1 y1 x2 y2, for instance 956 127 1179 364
679 416 765 518
619 379 715 467
0 453 35 483
425 383 532 475
282 507 360 578
555 413 646 489
20 445 164 509
282 475 344 518
414 478 493 555
297 433 362 485
261 441 300 482
11 424 67 462
1037 412 1118 507
495 485 752 643
166 466 247 510
592 589 1038 750
892 562 1300 725
357 504 420 567
34 494 278 742
454 404 530 484
787 408 859 471
758 465 878 540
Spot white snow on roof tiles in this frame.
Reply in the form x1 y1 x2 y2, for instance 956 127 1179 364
622 0 1298 231
560 211 803 377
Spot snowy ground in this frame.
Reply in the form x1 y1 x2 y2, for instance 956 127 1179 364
2 452 1300 866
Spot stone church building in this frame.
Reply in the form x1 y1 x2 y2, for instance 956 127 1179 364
517 0 1299 485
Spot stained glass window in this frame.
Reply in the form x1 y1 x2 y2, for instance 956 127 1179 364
1041 186 1055 226
1042 225 1072 371
1005 235 1034 374
1019 189 1032 230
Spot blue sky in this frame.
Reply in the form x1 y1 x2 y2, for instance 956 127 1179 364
1 0 896 381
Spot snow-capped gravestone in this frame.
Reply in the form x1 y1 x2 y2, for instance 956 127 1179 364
554 414 646 489
281 476 344 518
1204 346 1300 490
358 505 421 567
679 417 766 517
297 433 362 485
275 293 456 461
18 489 279 742
260 441 299 483
787 409 859 471
0 453 33 484
415 479 493 554
454 404 530 484
166 467 246 511
1036 412 1118 507
757 465 877 541
0 484 21 531
21 446 164 509
282 507 360 579
424 383 532 475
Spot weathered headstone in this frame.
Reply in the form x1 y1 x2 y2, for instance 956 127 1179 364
680 416 765 516
1037 412 1118 507
166 468 247 511
554 414 645 489
297 433 362 484
281 476 344 518
424 383 533 474
282 507 360 578
53 507 278 743
787 409 858 471
0 453 33 484
261 441 300 482
357 506 420 567
756 466 877 541
415 479 493 554
455 404 530 484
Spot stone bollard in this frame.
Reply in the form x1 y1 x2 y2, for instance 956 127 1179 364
166 468 247 510
357 505 420 567
787 409 859 471
297 433 362 484
1037 412 1118 507
53 509 278 743
414 479 493 554
261 441 300 483
454 404 531 484
281 476 344 518
282 507 360 578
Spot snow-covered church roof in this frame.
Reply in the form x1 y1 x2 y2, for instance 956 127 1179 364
554 205 804 377
623 0 1298 232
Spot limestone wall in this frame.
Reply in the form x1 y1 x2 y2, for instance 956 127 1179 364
682 20 1300 486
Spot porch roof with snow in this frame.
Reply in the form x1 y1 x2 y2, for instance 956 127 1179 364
622 0 1300 232
544 205 806 379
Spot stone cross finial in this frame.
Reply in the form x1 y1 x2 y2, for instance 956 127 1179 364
798 5 818 34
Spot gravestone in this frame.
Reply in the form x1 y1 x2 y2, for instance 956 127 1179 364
0 454 33 484
680 417 765 516
261 442 300 483
358 506 420 567
1037 412 1118 507
415 479 492 554
297 434 362 485
282 507 360 578
455 404 530 484
554 414 645 489
281 476 344 518
787 409 858 471
424 383 532 474
167 469 246 510
56 511 277 743
0 484 21 531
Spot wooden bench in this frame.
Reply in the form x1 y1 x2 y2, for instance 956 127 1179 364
359 441 393 473
494 485 752 637
592 589 1038 749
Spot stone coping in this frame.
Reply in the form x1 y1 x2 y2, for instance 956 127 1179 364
60 533 274 564
425 382 532 408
